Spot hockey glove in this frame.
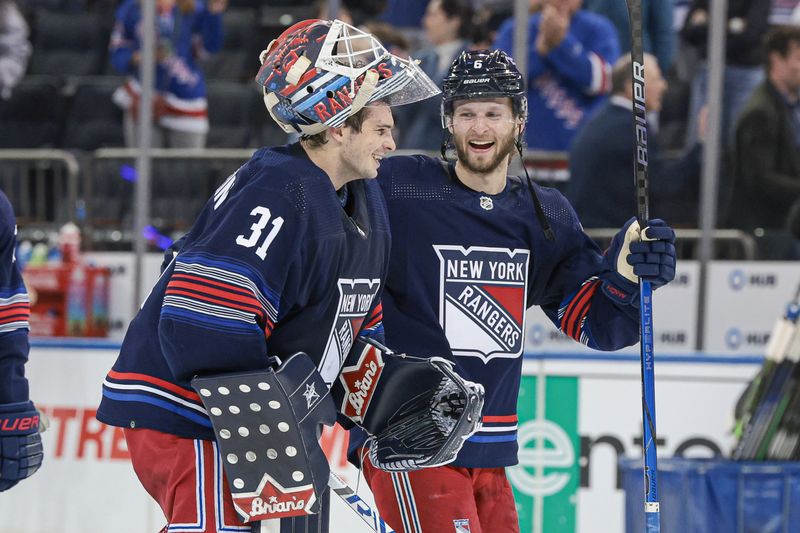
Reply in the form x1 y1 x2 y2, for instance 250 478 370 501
332 337 484 471
0 401 44 492
601 217 676 307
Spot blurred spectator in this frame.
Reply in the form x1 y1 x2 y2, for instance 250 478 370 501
494 0 620 152
681 0 771 149
728 26 800 237
395 0 473 149
315 0 386 26
314 0 354 25
769 0 800 26
109 0 227 149
380 0 429 27
362 20 411 58
0 0 31 101
567 53 703 228
584 0 675 71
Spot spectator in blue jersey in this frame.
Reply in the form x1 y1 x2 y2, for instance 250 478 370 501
348 49 677 533
584 0 676 71
0 190 43 493
97 20 481 533
494 0 621 152
568 53 704 228
395 0 474 149
380 0 429 27
109 0 228 149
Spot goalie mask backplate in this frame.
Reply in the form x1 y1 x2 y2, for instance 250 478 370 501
191 353 336 523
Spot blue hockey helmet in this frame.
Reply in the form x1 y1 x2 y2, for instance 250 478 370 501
441 49 527 126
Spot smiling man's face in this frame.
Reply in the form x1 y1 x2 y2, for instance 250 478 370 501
451 98 519 174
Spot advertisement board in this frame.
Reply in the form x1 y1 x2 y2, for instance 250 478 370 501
0 345 761 533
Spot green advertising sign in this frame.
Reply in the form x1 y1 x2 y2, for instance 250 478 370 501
507 375 580 533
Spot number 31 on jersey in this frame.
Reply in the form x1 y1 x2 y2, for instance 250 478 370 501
236 206 284 260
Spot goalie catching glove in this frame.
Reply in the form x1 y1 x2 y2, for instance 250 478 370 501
332 337 484 471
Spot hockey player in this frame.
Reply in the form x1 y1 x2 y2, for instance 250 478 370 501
348 49 677 533
97 20 483 533
0 190 42 492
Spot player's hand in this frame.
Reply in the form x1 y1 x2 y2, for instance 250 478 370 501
613 217 676 289
600 217 676 307
0 401 44 492
536 5 569 54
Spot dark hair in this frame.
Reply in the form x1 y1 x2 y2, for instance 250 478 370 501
300 105 372 147
765 25 800 68
434 0 474 40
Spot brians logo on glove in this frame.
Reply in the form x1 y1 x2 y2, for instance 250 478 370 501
338 344 385 422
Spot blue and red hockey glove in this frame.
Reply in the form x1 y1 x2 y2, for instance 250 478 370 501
601 217 676 306
0 401 44 492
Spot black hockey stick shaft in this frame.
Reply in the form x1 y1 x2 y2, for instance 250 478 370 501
767 384 800 459
626 0 659 531
733 291 800 439
733 327 800 459
755 363 800 459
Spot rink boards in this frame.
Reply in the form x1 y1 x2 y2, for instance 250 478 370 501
0 258 797 532
0 344 761 533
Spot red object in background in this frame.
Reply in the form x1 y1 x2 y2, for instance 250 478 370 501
24 264 111 337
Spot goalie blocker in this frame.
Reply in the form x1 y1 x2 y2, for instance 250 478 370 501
191 352 336 524
191 338 483 524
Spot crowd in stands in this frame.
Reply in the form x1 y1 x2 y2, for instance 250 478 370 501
0 0 799 258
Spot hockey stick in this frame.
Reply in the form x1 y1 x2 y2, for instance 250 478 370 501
767 385 800 459
732 326 800 459
328 472 397 533
753 331 800 459
733 288 800 439
625 0 659 531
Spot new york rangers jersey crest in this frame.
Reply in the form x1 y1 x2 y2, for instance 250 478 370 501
434 246 529 362
319 278 381 384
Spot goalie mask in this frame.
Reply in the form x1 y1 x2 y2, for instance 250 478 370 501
256 19 440 135
441 49 528 128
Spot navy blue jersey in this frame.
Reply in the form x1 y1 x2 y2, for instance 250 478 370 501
0 191 31 405
97 144 390 440
350 155 640 468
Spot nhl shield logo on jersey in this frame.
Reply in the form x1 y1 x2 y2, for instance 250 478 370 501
434 245 530 362
319 278 381 384
337 342 385 422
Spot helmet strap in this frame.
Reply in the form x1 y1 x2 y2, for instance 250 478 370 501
516 141 555 241
349 69 380 116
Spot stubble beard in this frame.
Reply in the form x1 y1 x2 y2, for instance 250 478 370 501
454 130 517 174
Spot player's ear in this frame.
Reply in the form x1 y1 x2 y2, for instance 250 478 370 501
327 125 346 145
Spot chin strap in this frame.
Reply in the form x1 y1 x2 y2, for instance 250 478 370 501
516 138 555 241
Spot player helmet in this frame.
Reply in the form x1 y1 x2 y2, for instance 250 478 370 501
441 49 527 127
256 19 440 135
